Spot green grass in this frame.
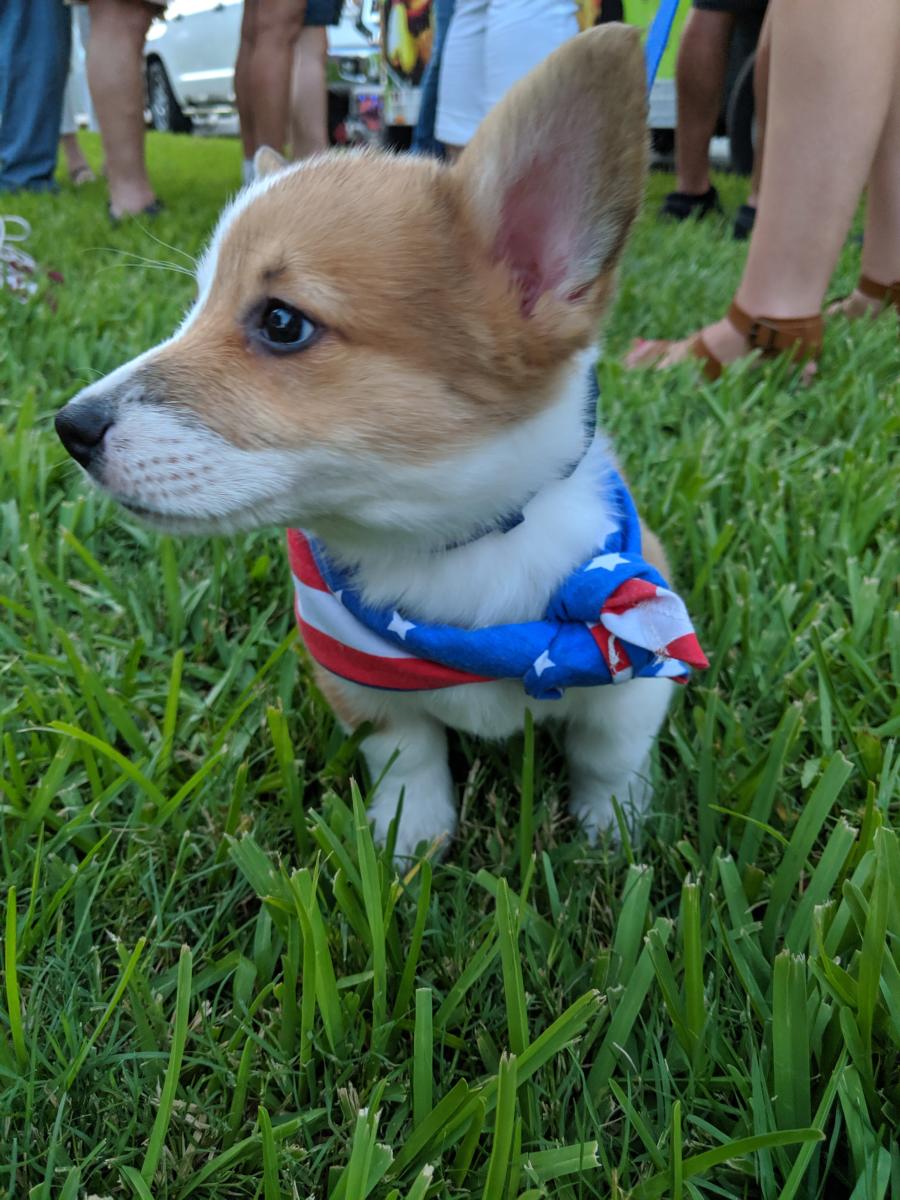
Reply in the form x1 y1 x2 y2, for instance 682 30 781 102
1 132 898 1198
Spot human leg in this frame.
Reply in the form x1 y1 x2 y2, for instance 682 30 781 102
60 16 96 186
628 0 900 373
235 0 258 173
745 7 770 209
86 0 156 216
0 0 71 192
247 0 307 155
672 6 734 197
829 63 900 317
290 26 329 158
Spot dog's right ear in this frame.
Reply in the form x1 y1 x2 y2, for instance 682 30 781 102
254 146 287 179
453 25 647 329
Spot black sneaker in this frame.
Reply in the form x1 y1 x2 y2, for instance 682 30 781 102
659 185 723 221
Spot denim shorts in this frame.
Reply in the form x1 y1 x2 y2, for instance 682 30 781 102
305 0 344 26
693 0 767 12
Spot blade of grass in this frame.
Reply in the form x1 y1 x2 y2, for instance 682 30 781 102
353 780 388 1052
258 1105 281 1200
736 704 803 870
483 1053 517 1200
141 944 192 1185
632 1129 824 1199
519 708 535 881
680 879 705 1051
761 753 854 953
496 879 528 1057
589 918 672 1096
392 859 432 1022
772 951 811 1135
4 887 26 1067
413 988 433 1128
64 936 146 1089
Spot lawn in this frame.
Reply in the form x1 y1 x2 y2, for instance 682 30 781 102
1 132 898 1199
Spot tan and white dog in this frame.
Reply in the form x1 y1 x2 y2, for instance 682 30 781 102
56 26 697 857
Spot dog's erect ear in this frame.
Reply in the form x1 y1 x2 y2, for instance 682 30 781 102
254 146 288 180
454 25 647 320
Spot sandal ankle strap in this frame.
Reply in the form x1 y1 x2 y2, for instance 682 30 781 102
859 274 900 310
727 300 824 361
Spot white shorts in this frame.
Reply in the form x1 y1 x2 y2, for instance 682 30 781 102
435 0 579 147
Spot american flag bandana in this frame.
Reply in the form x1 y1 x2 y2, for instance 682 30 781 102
286 448 707 700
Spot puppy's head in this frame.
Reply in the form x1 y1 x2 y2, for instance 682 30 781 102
56 25 647 542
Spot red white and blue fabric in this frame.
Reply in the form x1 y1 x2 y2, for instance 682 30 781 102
287 460 707 700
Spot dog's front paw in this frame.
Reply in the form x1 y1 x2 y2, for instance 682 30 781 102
368 791 458 861
569 773 652 845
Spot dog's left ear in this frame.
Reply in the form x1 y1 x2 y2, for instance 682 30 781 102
454 24 647 324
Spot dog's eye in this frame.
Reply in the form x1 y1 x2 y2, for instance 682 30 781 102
258 300 318 352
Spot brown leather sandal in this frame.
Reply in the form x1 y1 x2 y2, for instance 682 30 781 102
827 274 900 319
689 299 825 381
858 275 900 309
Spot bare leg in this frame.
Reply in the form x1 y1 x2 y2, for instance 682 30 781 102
674 8 734 196
235 0 258 162
60 132 94 183
830 65 900 316
746 8 770 209
86 0 155 216
290 25 328 159
248 0 307 155
627 0 900 371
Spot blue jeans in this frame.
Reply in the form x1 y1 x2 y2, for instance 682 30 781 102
411 0 456 158
0 0 71 191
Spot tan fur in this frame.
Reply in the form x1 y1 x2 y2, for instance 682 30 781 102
132 26 647 464
313 663 381 731
640 522 671 581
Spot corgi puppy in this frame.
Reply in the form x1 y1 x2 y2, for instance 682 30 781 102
55 26 705 858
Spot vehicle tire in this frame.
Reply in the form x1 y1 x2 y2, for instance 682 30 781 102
726 51 756 176
146 57 193 134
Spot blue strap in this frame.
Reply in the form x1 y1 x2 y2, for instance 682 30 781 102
644 0 681 92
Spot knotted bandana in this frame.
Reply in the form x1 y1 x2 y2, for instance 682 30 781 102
287 447 706 700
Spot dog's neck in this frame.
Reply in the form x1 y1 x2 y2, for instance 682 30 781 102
307 352 619 627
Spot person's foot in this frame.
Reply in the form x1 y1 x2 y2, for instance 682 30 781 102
626 314 749 371
109 199 164 225
626 303 823 383
659 185 723 221
68 162 96 187
732 203 756 241
826 276 899 318
108 180 159 220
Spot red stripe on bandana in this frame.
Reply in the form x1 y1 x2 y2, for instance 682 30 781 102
664 632 709 669
295 604 491 691
601 576 660 613
287 529 328 591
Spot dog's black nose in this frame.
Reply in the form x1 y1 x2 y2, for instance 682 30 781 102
55 401 114 469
